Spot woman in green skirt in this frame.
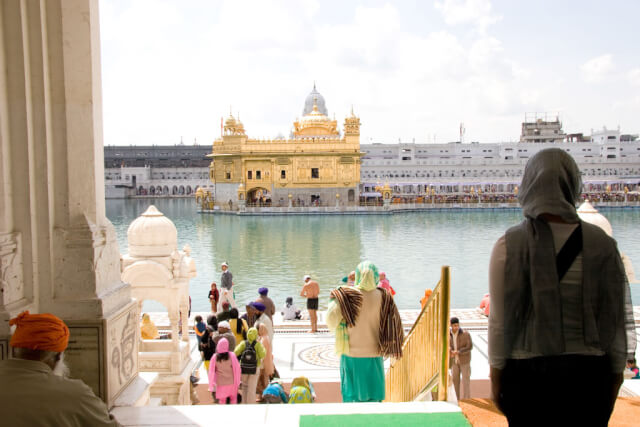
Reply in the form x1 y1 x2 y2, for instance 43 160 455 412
327 260 404 402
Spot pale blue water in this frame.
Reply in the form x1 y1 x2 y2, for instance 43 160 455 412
106 199 640 312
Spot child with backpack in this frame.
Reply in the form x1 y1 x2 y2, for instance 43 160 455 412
208 337 241 404
233 327 266 404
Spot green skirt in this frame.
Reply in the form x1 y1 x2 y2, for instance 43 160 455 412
340 354 385 402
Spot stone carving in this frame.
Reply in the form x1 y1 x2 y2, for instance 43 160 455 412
140 358 171 371
105 302 138 404
111 345 122 385
120 311 136 380
0 232 24 306
53 217 122 301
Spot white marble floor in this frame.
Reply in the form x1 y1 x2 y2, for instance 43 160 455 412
112 401 464 427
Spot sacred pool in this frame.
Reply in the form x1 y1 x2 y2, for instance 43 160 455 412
106 199 640 311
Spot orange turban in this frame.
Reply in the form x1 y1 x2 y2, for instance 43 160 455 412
420 289 433 310
9 311 70 352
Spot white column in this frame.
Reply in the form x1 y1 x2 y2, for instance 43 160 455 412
0 0 136 407
180 302 189 342
169 312 180 351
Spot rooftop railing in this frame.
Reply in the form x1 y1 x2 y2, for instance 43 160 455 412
385 266 451 402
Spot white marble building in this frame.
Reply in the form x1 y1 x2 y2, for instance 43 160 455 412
360 127 640 196
104 145 212 198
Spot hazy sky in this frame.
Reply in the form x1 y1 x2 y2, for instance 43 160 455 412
99 0 640 146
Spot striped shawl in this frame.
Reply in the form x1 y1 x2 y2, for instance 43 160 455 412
330 287 404 359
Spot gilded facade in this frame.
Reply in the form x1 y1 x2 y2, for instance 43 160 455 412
209 86 362 207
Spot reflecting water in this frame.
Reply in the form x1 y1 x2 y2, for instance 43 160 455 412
106 199 640 311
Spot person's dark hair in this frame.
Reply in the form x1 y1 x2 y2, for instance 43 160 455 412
450 317 459 325
216 351 229 362
229 308 243 334
206 314 218 331
195 315 203 322
286 297 293 307
629 358 637 365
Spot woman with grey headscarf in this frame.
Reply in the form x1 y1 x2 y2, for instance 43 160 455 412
488 148 635 426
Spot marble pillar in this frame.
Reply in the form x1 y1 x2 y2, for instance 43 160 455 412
0 0 137 407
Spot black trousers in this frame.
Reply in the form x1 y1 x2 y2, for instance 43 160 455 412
498 355 617 427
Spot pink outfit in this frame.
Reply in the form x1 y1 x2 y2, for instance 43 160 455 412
378 273 394 295
208 338 241 403
479 293 490 316
216 385 237 404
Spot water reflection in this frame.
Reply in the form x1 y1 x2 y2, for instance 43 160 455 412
106 200 640 311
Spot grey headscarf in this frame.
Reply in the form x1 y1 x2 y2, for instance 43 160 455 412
504 148 635 366
518 148 582 222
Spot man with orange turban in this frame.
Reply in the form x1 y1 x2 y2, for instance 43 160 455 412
0 311 121 426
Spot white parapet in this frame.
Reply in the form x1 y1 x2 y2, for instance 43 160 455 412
120 205 197 405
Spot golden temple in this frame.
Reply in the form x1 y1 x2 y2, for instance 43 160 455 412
208 85 362 208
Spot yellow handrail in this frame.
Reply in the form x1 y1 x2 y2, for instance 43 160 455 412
384 265 451 402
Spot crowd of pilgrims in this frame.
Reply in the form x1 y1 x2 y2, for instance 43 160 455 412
140 260 405 405
194 287 314 404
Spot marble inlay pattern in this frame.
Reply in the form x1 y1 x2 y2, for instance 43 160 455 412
297 344 339 368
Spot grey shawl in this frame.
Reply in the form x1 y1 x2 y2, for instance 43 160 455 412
504 148 635 369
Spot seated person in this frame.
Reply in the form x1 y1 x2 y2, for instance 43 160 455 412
140 313 159 339
281 297 301 321
289 376 316 404
477 293 490 317
0 311 121 426
262 378 289 403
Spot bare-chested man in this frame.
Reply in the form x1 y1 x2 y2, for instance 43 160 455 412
300 275 320 333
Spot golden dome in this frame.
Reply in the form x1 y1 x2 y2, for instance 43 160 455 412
224 114 237 127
